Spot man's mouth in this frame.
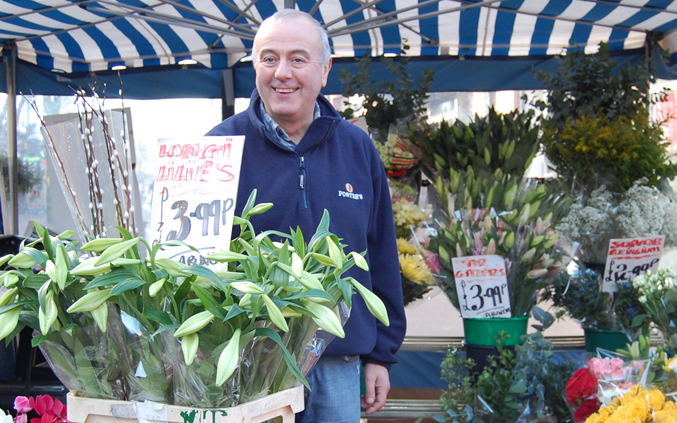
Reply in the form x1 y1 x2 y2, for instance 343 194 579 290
275 88 296 93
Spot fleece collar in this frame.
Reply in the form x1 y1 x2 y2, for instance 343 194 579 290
246 88 343 155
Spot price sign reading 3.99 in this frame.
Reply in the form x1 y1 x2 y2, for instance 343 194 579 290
150 136 245 269
452 255 511 319
602 236 665 293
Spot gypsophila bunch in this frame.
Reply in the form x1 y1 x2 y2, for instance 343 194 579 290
633 268 677 351
557 180 677 264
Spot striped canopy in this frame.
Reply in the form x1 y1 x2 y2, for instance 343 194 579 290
3 0 677 74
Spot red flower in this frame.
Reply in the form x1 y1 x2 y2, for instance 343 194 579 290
574 398 600 423
566 368 598 406
33 396 54 417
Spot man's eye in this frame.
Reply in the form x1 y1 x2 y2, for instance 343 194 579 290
262 57 276 64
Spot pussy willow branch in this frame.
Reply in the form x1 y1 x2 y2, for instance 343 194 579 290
76 89 105 238
95 84 126 232
23 92 90 238
117 73 136 236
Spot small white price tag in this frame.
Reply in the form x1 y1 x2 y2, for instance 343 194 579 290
150 136 245 270
452 255 511 318
602 236 665 292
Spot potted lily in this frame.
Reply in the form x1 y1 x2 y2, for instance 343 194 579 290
410 108 570 371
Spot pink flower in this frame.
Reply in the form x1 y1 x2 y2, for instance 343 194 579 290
423 251 441 274
14 397 32 414
16 414 27 423
51 399 64 417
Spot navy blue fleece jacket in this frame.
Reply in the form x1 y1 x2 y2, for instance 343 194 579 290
206 89 406 368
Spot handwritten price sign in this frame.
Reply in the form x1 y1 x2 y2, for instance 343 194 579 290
150 137 245 269
452 255 511 319
602 236 665 292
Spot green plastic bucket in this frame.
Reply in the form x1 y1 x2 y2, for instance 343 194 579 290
584 328 632 353
463 316 529 346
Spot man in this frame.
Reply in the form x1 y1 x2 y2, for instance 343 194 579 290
207 10 406 422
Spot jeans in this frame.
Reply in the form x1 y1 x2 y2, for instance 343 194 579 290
295 355 361 423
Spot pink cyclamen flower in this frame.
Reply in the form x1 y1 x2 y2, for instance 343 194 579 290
33 396 54 417
50 399 64 418
16 414 27 423
14 397 32 414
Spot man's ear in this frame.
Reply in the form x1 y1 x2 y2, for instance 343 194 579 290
321 57 332 87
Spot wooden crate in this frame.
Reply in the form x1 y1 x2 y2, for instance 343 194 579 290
67 386 304 423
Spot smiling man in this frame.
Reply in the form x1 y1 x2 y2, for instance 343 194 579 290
207 10 406 423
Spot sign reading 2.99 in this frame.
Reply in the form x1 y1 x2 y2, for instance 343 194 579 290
602 236 665 292
452 255 511 319
150 137 246 268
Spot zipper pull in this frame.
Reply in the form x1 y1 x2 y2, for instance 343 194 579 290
299 157 305 189
300 174 305 189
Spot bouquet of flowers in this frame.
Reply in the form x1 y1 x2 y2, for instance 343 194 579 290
633 267 677 351
0 191 391 407
565 355 653 422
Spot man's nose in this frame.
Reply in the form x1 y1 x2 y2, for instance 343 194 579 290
274 60 293 79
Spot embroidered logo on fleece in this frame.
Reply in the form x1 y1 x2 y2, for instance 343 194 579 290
338 183 363 200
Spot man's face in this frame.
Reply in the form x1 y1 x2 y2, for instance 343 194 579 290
254 17 331 129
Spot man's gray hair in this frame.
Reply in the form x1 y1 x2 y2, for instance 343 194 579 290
252 9 331 66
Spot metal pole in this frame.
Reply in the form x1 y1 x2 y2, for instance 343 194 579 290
4 41 18 235
221 69 235 121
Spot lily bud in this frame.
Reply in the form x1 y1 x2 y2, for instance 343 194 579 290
3 274 19 288
0 287 17 307
39 291 58 335
8 252 38 269
174 310 214 338
326 237 343 269
71 257 111 276
541 259 554 269
262 295 289 332
216 328 241 386
181 333 199 366
81 237 124 253
94 238 140 266
90 302 108 333
206 251 248 262
350 252 369 272
281 307 302 318
530 235 545 248
305 301 345 338
521 248 536 262
519 204 531 226
350 279 390 327
149 278 166 297
291 252 303 279
230 281 265 295
527 268 548 279
246 203 274 216
484 239 496 255
0 307 22 340
536 217 544 235
67 289 112 313
542 233 559 249
503 232 515 249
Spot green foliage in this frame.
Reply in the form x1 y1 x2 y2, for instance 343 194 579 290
541 113 677 193
541 264 650 334
0 154 44 195
535 42 676 196
439 332 573 422
339 45 435 141
410 108 540 184
534 42 655 129
439 348 476 423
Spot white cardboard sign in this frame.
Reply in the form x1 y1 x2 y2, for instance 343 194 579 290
602 235 665 292
150 137 245 268
452 255 511 318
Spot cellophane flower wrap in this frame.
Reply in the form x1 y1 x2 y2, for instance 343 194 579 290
584 385 675 423
633 267 677 351
0 191 391 407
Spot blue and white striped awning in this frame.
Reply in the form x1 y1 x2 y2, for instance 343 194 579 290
3 0 677 74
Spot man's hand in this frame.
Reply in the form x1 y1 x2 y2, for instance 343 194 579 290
360 363 390 414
